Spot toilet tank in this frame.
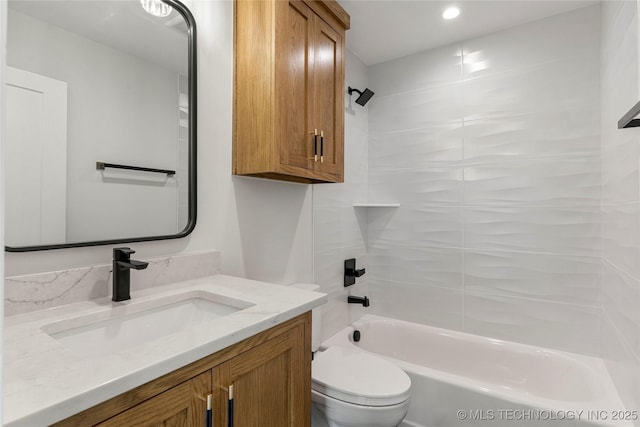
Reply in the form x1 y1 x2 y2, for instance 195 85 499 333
290 283 322 352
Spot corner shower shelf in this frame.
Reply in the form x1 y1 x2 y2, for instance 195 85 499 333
352 203 400 208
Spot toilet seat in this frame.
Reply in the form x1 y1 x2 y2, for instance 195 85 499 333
312 346 411 407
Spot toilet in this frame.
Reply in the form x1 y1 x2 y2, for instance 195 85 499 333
292 284 411 427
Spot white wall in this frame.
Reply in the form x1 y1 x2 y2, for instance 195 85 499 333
5 0 313 288
7 9 181 243
601 0 640 414
313 50 369 340
364 6 602 356
0 0 7 414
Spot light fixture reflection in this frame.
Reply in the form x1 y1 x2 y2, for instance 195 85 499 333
443 6 460 20
463 49 489 73
140 0 172 17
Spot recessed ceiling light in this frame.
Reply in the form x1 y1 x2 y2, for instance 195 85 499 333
443 6 460 20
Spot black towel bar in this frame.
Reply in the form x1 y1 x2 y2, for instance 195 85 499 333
96 162 175 176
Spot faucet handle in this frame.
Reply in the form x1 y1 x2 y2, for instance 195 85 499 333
117 259 149 270
344 258 366 287
113 247 135 260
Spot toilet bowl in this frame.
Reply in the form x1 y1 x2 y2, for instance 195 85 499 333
291 283 411 427
312 346 411 427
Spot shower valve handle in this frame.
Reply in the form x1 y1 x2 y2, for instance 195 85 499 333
344 258 365 287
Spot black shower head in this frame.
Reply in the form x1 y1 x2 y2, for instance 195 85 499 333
348 87 375 106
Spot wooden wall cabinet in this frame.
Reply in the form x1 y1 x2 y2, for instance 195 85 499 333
54 313 311 427
233 0 350 184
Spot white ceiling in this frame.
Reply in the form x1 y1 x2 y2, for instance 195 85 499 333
339 0 598 65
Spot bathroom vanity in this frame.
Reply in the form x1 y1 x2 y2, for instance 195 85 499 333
55 313 310 426
3 275 326 426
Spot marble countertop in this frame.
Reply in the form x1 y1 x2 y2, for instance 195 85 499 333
3 274 327 427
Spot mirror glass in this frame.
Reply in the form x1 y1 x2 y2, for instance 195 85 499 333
5 0 196 251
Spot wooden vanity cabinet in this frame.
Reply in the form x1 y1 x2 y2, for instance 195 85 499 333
233 0 350 184
215 321 308 426
54 312 311 427
94 372 211 427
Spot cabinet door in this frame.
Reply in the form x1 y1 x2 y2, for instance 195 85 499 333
214 323 310 427
312 16 344 181
96 372 210 427
275 0 316 175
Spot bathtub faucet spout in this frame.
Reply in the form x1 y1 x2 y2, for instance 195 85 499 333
348 295 370 307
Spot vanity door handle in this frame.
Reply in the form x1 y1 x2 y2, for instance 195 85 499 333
227 385 234 427
320 131 324 163
206 394 212 427
310 129 318 161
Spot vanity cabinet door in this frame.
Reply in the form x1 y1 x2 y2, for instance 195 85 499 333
95 372 210 427
214 322 310 427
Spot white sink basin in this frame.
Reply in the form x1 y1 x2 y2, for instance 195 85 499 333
41 291 254 357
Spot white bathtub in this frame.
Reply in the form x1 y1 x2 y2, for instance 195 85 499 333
320 315 633 427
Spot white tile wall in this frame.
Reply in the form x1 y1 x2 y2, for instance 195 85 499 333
602 318 640 418
369 84 463 134
369 125 464 167
368 167 463 205
462 115 600 162
463 292 601 355
601 0 640 415
464 250 600 306
364 5 602 357
602 202 640 278
463 158 601 206
369 279 464 330
464 206 601 256
314 242 368 340
368 243 463 290
460 7 600 77
367 44 463 97
601 140 640 203
602 261 640 357
367 206 464 249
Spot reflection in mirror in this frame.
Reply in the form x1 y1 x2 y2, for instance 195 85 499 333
5 0 196 251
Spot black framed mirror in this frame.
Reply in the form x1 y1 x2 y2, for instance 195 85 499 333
5 0 197 252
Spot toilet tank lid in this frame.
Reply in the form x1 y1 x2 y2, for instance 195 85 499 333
312 346 411 406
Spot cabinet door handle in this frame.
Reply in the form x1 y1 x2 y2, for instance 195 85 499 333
310 129 318 161
227 385 234 427
320 131 324 163
206 394 212 427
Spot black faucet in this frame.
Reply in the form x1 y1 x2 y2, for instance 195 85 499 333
112 247 149 302
348 295 370 307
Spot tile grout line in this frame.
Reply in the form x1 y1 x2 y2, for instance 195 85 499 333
461 45 466 333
